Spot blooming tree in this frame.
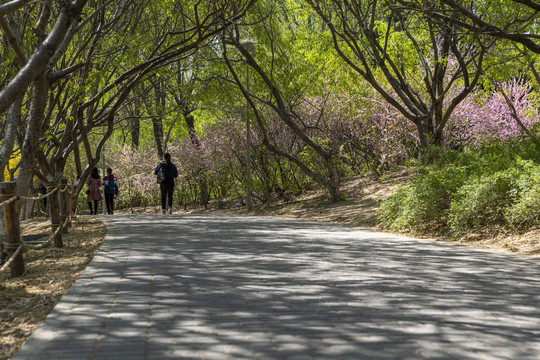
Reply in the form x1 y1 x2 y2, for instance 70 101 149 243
448 79 540 148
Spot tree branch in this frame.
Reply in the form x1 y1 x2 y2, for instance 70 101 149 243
0 0 31 17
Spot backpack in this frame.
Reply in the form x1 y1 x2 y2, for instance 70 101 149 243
156 166 166 184
106 177 116 193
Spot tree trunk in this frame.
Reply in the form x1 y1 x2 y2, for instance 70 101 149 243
151 79 165 156
130 117 140 149
47 182 63 248
0 96 22 182
17 74 48 219
129 96 141 148
152 118 164 157
325 157 341 202
183 111 208 207
0 182 25 277
0 0 88 115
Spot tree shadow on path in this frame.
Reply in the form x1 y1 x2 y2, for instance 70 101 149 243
16 214 540 360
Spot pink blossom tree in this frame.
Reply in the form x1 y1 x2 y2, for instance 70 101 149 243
447 78 540 149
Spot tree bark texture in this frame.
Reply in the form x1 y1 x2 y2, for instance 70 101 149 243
0 182 25 277
0 0 88 115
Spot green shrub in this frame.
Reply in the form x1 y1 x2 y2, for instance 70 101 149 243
377 187 408 230
448 170 519 233
444 140 539 177
378 165 467 233
505 160 540 229
377 140 540 235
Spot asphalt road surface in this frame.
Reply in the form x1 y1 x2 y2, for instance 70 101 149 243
14 214 540 360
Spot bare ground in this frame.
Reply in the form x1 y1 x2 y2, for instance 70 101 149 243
1 172 538 359
0 217 105 360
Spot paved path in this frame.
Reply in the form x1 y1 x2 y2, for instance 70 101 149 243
14 214 540 360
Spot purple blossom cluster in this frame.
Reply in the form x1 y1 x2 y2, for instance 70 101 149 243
448 78 539 148
108 119 249 208
109 145 162 207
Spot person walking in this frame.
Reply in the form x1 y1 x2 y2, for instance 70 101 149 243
103 167 119 215
86 167 102 215
154 152 178 214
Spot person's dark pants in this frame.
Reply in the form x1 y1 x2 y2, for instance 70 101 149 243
105 194 115 214
88 200 98 214
160 181 175 209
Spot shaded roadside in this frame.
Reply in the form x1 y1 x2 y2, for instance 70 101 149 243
0 217 106 360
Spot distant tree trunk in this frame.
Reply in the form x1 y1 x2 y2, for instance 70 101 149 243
72 108 83 178
131 119 140 149
224 38 343 202
182 105 209 207
151 78 165 158
129 97 141 149
152 116 164 159
184 112 200 147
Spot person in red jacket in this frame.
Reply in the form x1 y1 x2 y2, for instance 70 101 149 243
102 167 119 215
86 167 102 214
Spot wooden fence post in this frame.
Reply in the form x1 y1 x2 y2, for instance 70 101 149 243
0 182 25 277
47 182 63 248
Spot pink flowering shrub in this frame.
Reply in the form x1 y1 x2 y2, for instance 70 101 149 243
324 90 418 174
169 119 248 205
109 145 161 209
107 75 539 212
109 118 254 209
261 87 417 177
447 78 540 148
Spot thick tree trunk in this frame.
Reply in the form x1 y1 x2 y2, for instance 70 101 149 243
152 118 164 157
0 0 88 115
0 182 25 277
17 74 48 219
0 96 22 182
325 157 341 202
130 117 140 149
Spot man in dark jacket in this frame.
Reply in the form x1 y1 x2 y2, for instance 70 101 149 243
103 167 119 215
154 153 179 214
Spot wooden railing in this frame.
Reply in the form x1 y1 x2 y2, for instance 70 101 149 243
0 179 73 278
